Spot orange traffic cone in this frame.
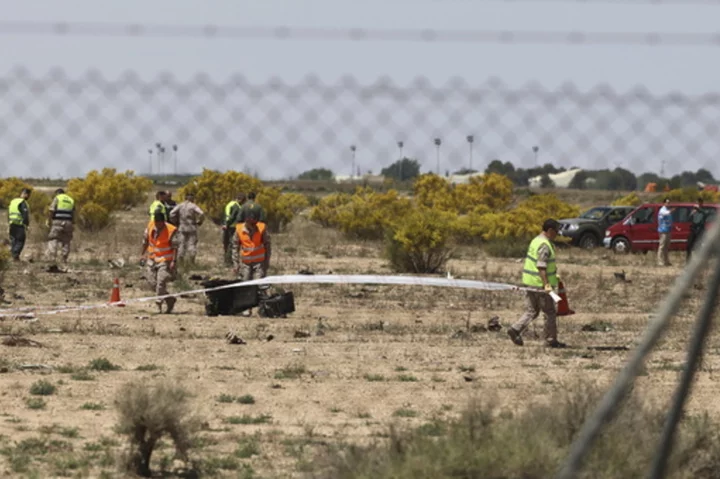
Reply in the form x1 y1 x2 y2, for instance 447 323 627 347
556 280 574 316
109 278 125 307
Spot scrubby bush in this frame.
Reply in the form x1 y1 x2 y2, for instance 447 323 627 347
334 188 411 240
66 169 152 231
0 178 51 223
116 379 200 477
77 202 112 233
385 207 454 274
309 192 352 228
413 173 513 214
177 169 309 231
612 192 642 207
453 173 514 213
413 174 456 212
259 188 310 231
67 168 152 212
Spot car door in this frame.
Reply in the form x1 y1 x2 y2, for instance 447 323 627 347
628 206 658 251
607 208 630 226
670 206 692 250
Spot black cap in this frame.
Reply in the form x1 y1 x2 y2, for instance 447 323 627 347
542 219 561 232
153 213 165 223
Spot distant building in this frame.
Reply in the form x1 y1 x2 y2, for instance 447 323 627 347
528 168 584 188
335 174 385 185
446 172 485 185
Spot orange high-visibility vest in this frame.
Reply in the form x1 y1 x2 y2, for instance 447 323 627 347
236 222 267 264
147 223 177 263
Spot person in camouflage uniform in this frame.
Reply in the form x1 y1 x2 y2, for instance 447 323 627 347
168 193 205 265
140 213 180 313
45 188 75 265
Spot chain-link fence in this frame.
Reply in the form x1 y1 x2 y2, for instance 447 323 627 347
1 66 718 181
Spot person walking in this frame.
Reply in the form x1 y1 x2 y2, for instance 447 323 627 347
507 219 566 348
222 193 246 266
657 198 674 267
148 190 169 223
232 209 271 317
8 188 31 261
687 197 708 262
238 191 267 223
45 188 75 265
168 192 205 265
140 213 179 313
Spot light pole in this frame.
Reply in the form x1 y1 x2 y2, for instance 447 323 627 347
434 138 442 175
397 140 404 181
532 145 539 168
350 145 356 179
173 144 178 176
467 135 474 172
147 149 153 175
155 142 162 175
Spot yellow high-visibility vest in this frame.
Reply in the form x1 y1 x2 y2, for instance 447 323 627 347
522 235 558 288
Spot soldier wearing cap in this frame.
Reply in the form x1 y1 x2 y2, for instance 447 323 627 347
45 188 75 265
140 213 180 313
168 192 205 265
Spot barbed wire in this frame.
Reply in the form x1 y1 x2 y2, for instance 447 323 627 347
0 22 718 46
0 67 718 180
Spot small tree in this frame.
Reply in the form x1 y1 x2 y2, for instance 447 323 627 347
540 174 555 188
381 158 421 182
116 379 200 477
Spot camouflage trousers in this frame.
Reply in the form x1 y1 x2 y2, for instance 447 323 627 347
511 290 558 342
177 231 198 263
45 220 74 263
239 262 267 282
145 261 175 306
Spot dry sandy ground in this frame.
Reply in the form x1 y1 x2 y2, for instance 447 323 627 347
0 213 719 478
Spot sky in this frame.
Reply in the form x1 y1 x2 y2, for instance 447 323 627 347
1 0 718 179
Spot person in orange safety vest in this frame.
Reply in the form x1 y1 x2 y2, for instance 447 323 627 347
140 213 180 313
232 209 272 317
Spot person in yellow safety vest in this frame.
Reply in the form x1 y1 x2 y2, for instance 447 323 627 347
140 213 180 314
8 188 31 261
507 219 567 349
45 188 75 265
232 209 271 317
148 190 169 223
222 192 246 266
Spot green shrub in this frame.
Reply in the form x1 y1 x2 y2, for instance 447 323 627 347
88 358 121 371
29 380 56 396
385 207 453 274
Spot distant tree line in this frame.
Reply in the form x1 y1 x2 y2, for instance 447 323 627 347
297 160 717 192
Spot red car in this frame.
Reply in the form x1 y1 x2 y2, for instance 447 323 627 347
603 202 718 254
